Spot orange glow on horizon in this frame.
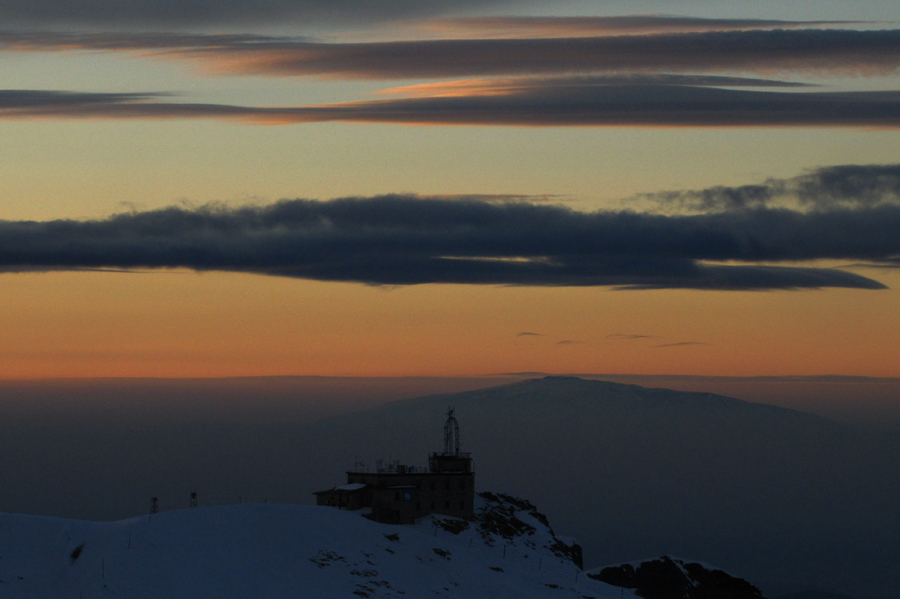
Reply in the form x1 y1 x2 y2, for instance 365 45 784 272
1 269 899 380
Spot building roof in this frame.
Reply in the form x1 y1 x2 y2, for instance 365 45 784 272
313 483 367 494
336 483 367 491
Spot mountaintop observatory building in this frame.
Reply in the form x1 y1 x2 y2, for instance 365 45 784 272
314 409 475 524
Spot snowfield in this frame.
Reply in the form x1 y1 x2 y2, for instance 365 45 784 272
0 493 627 598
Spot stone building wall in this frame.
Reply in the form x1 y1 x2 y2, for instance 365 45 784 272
345 471 475 524
313 488 365 510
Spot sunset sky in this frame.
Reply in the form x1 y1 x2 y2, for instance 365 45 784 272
2 0 900 379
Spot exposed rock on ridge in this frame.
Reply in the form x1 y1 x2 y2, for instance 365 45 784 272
588 555 766 599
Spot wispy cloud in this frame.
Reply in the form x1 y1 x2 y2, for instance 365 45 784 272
0 90 270 121
5 80 900 130
375 74 812 97
0 192 894 290
606 334 660 340
633 164 900 213
422 16 864 39
287 78 900 128
653 341 712 348
416 193 564 204
126 29 900 79
0 0 502 27
1 28 899 79
0 31 293 51
516 332 543 337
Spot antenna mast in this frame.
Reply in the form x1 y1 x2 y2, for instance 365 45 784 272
443 407 460 456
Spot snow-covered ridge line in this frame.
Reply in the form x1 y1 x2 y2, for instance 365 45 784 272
0 492 623 598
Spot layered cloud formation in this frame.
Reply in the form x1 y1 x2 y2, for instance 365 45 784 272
0 17 897 130
0 0 503 27
1 15 897 292
173 29 900 79
3 79 899 129
635 164 900 212
423 16 859 38
4 28 899 78
1 181 897 290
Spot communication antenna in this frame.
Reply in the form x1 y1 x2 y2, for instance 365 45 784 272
190 491 198 509
443 407 460 456
150 497 159 514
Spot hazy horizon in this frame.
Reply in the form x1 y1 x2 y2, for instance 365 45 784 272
0 376 896 597
3 373 898 430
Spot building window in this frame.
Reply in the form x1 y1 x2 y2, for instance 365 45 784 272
460 500 465 509
394 491 400 501
430 501 435 509
444 500 450 509
459 481 465 490
445 481 451 490
430 482 435 490
416 501 421 510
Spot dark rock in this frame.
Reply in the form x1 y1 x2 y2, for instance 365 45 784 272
588 556 766 599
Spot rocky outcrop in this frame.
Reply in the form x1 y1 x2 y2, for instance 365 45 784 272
588 555 766 599
475 492 583 569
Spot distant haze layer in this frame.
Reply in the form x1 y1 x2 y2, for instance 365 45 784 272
554 374 900 431
1 373 896 428
0 376 898 597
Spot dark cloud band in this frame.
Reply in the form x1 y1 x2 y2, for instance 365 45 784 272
0 195 893 290
636 164 900 212
140 29 900 79
1 28 898 79
0 31 291 50
426 16 860 38
3 82 900 129
0 0 502 27
282 81 900 128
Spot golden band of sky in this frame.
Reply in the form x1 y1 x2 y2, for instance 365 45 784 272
1 267 898 379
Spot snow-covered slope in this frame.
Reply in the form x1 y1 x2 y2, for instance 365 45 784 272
0 492 626 598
